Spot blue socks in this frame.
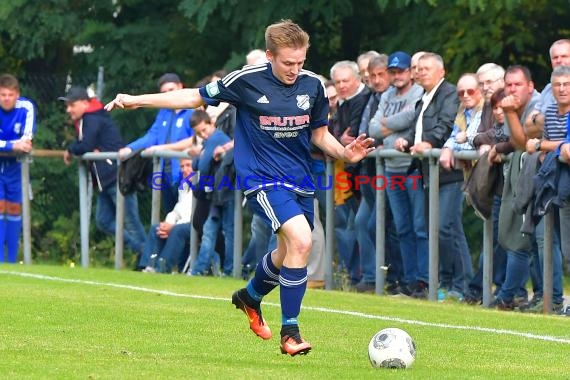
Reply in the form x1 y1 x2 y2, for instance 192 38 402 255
0 215 5 262
280 266 308 326
244 252 308 330
6 215 22 263
246 252 280 302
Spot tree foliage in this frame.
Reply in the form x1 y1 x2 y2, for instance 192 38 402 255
0 0 567 262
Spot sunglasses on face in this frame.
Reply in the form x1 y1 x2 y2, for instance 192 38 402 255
457 88 477 97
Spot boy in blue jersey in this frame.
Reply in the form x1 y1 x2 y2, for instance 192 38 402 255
105 19 374 356
118 73 194 212
0 74 36 263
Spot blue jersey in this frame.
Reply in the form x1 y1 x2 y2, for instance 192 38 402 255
0 96 36 156
127 108 194 181
199 63 329 195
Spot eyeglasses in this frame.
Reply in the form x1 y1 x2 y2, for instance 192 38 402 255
457 88 477 97
479 78 501 87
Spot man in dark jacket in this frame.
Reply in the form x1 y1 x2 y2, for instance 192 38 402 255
60 87 147 261
395 52 462 299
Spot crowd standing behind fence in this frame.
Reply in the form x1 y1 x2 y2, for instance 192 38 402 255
9 39 570 319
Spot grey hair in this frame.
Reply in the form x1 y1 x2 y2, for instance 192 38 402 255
550 39 570 58
551 65 570 82
476 63 505 81
368 54 389 70
330 60 360 80
357 50 381 66
418 52 444 69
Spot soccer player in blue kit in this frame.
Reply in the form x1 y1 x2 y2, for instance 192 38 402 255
106 19 374 356
0 74 35 263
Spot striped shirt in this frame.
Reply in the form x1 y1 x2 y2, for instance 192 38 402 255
544 103 569 141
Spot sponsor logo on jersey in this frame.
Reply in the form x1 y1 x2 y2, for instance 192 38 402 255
296 94 310 110
257 95 269 104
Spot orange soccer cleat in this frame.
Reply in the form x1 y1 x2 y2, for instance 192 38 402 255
232 289 272 340
280 334 312 356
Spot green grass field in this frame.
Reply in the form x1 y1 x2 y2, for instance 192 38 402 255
1 264 569 379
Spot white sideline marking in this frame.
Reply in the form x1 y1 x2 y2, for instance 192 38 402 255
3 270 570 345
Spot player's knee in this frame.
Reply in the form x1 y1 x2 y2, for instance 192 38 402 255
6 202 21 215
293 233 313 255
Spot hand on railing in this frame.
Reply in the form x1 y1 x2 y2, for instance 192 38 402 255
12 139 33 154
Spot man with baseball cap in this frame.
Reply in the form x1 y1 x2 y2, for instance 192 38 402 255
370 51 426 297
60 86 147 266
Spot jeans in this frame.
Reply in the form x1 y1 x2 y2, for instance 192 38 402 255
533 214 564 304
191 200 235 275
140 223 190 272
334 196 360 284
497 249 530 302
355 181 376 283
386 171 429 285
558 206 570 273
241 213 271 273
438 181 473 293
96 183 146 255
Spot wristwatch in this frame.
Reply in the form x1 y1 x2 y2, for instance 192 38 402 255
534 140 541 152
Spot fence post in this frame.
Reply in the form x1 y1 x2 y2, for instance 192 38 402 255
374 152 386 295
20 155 32 264
542 211 554 313
150 157 161 226
427 154 440 301
114 159 125 270
232 189 243 278
96 66 105 99
482 217 494 307
78 162 90 267
324 157 335 290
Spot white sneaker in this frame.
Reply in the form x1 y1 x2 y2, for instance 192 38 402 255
142 266 156 273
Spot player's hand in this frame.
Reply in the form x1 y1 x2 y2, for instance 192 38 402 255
343 133 375 163
104 93 138 111
13 139 33 153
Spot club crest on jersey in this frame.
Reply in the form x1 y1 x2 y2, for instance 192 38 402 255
206 82 220 97
296 94 310 111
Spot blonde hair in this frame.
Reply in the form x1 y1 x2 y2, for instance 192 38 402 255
265 19 309 55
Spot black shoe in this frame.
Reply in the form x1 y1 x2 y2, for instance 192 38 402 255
396 283 414 297
463 291 482 305
411 281 428 299
385 282 400 295
489 297 515 311
355 281 375 293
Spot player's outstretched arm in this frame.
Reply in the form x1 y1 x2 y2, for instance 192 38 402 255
104 88 205 111
311 126 374 163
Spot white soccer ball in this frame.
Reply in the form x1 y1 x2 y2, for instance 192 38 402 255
368 327 416 369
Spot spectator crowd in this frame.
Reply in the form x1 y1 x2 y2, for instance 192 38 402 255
4 39 570 316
